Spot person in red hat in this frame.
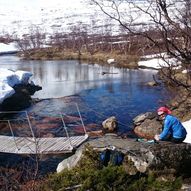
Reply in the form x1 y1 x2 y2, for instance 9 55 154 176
154 106 187 143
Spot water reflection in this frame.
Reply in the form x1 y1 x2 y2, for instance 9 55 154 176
0 56 158 99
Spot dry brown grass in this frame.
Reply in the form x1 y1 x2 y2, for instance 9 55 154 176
19 47 140 68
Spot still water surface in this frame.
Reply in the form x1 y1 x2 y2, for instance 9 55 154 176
0 55 171 133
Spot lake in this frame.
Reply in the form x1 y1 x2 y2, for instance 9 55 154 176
0 55 171 134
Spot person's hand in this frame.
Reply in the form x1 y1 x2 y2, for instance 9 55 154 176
154 134 160 141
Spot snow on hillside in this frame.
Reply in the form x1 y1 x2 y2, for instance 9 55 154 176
0 0 162 37
0 0 185 38
0 0 117 37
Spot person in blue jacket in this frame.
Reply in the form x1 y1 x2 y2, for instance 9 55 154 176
154 106 187 143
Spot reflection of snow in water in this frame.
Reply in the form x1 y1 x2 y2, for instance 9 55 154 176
0 56 171 135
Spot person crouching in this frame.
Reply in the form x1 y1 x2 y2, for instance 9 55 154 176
154 106 187 143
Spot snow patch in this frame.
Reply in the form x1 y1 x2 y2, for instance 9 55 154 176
0 68 34 104
0 43 18 53
0 82 15 103
138 54 179 69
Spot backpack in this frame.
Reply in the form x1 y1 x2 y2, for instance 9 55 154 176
109 150 124 166
100 149 124 166
100 149 111 166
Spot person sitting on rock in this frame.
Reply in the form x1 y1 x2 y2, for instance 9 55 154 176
154 106 187 143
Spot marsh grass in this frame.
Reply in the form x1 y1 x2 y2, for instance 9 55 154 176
19 48 140 68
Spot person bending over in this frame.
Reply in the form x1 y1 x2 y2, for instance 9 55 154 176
154 107 187 143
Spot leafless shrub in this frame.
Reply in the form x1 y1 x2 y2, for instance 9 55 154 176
90 0 191 90
14 25 46 57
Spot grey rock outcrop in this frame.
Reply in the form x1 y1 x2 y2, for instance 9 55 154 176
56 134 191 177
86 134 191 176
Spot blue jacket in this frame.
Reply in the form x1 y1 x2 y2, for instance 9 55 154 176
159 115 187 140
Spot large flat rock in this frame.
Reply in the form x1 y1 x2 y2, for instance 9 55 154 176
85 134 191 175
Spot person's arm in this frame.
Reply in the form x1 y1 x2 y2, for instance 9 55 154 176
159 118 171 140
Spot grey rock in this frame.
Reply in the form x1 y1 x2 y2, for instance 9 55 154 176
146 81 158 86
134 118 162 139
57 149 83 173
133 112 156 126
85 134 191 175
102 116 118 132
0 83 42 112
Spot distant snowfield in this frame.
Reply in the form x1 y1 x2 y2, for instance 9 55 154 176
0 0 184 37
0 0 154 37
0 0 109 36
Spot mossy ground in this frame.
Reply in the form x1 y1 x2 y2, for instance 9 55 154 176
39 146 182 191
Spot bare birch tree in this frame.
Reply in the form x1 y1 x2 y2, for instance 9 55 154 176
90 0 191 90
15 25 46 57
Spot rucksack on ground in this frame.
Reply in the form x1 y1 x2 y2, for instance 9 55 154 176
100 149 124 166
100 149 111 166
109 150 124 166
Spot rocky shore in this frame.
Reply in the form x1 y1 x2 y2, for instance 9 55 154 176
53 68 191 190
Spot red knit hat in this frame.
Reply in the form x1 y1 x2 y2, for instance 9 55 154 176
157 107 172 115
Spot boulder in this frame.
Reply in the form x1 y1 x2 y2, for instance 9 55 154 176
133 112 156 126
133 112 162 139
14 83 42 95
57 149 83 173
102 116 118 132
0 83 42 111
134 118 162 139
123 142 191 176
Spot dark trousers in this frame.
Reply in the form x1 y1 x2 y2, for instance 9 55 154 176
162 134 186 143
170 137 186 143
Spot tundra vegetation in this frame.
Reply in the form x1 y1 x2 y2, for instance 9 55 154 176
1 0 191 190
39 146 182 191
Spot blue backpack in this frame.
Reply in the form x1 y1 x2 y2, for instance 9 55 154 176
109 150 124 166
100 149 111 166
100 149 124 166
